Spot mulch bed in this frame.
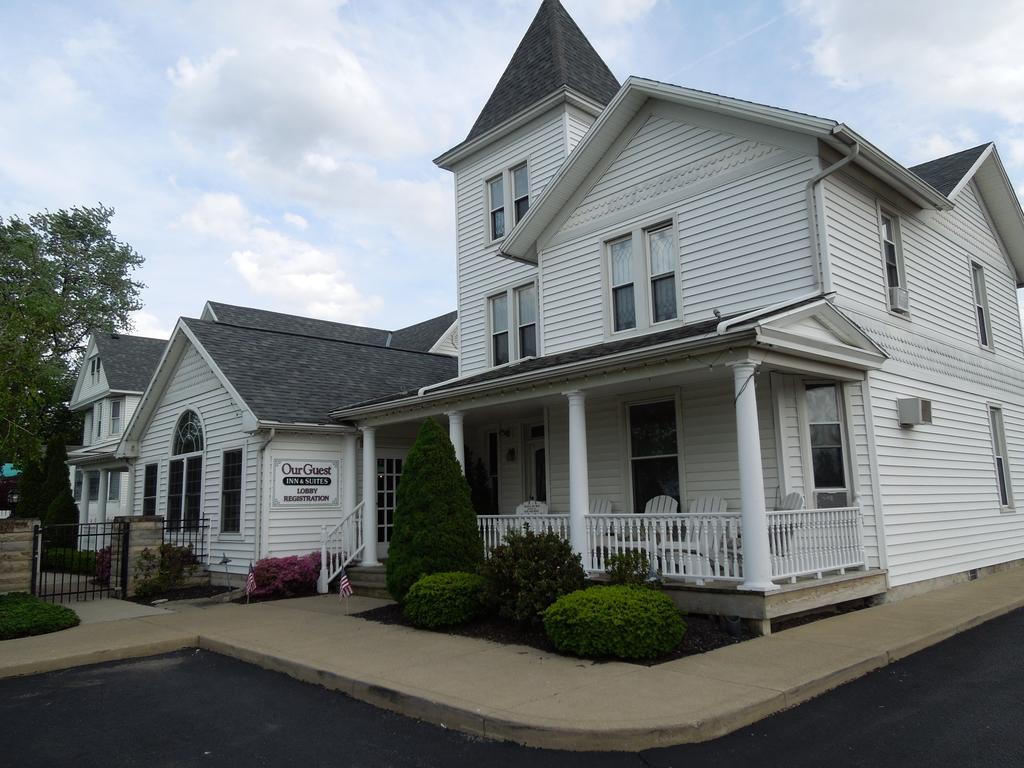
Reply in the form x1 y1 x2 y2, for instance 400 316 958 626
230 589 318 605
353 603 751 666
130 584 233 605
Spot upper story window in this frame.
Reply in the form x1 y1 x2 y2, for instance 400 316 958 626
606 221 679 335
879 210 909 314
173 410 204 455
486 163 529 242
109 399 122 435
94 402 102 439
488 283 538 366
88 355 101 384
971 262 993 349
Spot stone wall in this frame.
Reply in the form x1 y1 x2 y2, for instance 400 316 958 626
0 519 38 594
112 516 163 597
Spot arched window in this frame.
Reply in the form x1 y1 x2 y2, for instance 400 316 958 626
173 411 204 455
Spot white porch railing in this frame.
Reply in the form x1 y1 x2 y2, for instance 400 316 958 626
318 501 364 593
478 515 570 558
585 512 744 584
767 506 865 582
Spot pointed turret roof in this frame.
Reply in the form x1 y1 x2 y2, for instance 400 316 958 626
465 0 619 142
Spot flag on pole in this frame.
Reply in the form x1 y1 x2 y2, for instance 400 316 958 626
246 562 257 597
338 567 354 599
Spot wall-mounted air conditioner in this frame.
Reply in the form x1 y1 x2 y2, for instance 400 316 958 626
898 397 932 427
889 286 910 313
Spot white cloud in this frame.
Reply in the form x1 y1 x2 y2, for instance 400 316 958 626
283 212 308 230
572 0 658 26
182 193 382 323
129 310 173 340
797 0 1024 123
908 127 980 164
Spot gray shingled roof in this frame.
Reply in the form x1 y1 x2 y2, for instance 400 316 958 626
92 333 167 393
910 143 990 196
183 318 457 424
465 0 619 142
390 311 457 352
206 301 391 347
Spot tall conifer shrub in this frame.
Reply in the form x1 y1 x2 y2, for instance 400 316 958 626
385 418 483 602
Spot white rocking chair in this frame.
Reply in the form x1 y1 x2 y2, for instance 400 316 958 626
643 495 678 514
589 497 612 515
777 492 805 511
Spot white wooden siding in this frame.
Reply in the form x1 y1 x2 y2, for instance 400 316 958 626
565 107 594 154
132 343 258 575
453 108 571 376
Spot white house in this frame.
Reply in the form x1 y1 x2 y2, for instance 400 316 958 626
67 332 167 523
110 302 457 578
89 0 1024 630
316 0 1024 627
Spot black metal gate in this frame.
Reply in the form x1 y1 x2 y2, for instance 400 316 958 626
32 521 130 602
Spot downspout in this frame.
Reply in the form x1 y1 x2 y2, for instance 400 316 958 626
806 134 860 294
253 427 275 561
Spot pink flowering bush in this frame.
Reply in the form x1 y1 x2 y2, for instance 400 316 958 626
251 552 321 598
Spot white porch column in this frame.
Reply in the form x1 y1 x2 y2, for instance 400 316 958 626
96 470 109 524
731 362 777 592
447 411 465 472
342 432 358 521
565 390 590 563
360 426 379 566
123 466 134 517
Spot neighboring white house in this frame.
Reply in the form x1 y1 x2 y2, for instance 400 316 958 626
319 0 1024 617
67 332 167 524
111 302 457 578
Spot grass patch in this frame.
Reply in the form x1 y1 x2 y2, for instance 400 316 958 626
0 592 80 640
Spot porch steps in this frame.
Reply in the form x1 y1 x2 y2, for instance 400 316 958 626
346 565 392 600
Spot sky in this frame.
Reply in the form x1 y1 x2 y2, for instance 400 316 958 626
2 0 1023 339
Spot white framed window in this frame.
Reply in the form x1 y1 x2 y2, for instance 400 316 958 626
109 399 122 435
220 448 243 533
879 209 909 313
88 356 101 384
971 262 993 349
805 383 850 508
107 472 120 501
73 470 84 501
485 162 529 242
606 220 680 336
988 406 1013 510
487 282 538 366
87 471 99 502
647 225 677 324
626 399 680 513
94 402 102 439
142 463 158 516
168 410 204 531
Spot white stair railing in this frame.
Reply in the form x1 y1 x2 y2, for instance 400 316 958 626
584 512 744 584
478 515 570 558
767 505 865 582
318 501 364 593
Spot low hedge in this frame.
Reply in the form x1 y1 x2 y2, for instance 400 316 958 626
0 592 80 640
403 572 486 628
41 547 97 576
543 585 686 660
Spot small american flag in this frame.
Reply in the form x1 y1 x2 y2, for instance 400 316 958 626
245 563 257 596
338 567 354 599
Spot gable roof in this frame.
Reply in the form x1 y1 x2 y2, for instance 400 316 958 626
390 311 458 352
497 77 954 264
466 0 619 143
909 143 990 196
204 301 391 347
91 332 167 393
181 318 457 425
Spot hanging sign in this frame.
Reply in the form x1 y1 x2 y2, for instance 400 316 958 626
272 459 340 506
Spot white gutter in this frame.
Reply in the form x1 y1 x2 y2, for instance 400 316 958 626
807 135 860 293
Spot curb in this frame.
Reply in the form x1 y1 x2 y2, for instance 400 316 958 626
0 635 197 680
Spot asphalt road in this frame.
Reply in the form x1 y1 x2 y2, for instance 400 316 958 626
2 608 1023 768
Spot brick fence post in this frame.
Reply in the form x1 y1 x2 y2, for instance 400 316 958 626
0 519 39 595
113 516 164 598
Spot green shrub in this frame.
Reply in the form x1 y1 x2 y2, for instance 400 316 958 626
386 418 483 602
403 572 486 628
543 585 686 660
0 592 80 640
133 543 198 599
44 485 79 526
41 547 97 575
480 527 586 627
605 550 652 586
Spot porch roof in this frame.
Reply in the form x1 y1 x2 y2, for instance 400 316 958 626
330 295 886 423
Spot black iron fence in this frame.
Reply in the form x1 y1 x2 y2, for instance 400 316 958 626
33 521 129 603
162 516 209 565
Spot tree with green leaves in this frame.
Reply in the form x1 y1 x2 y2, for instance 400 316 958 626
0 205 144 466
385 418 483 602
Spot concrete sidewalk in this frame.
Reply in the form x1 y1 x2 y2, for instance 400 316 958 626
3 568 1024 751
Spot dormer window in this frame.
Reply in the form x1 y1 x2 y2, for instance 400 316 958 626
88 355 101 384
485 163 530 242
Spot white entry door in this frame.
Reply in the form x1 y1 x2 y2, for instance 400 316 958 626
376 450 406 558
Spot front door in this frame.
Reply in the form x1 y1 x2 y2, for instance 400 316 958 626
524 424 547 502
376 450 405 558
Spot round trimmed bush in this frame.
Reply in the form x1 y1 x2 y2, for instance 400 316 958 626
543 586 686 660
0 592 80 640
402 571 486 628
